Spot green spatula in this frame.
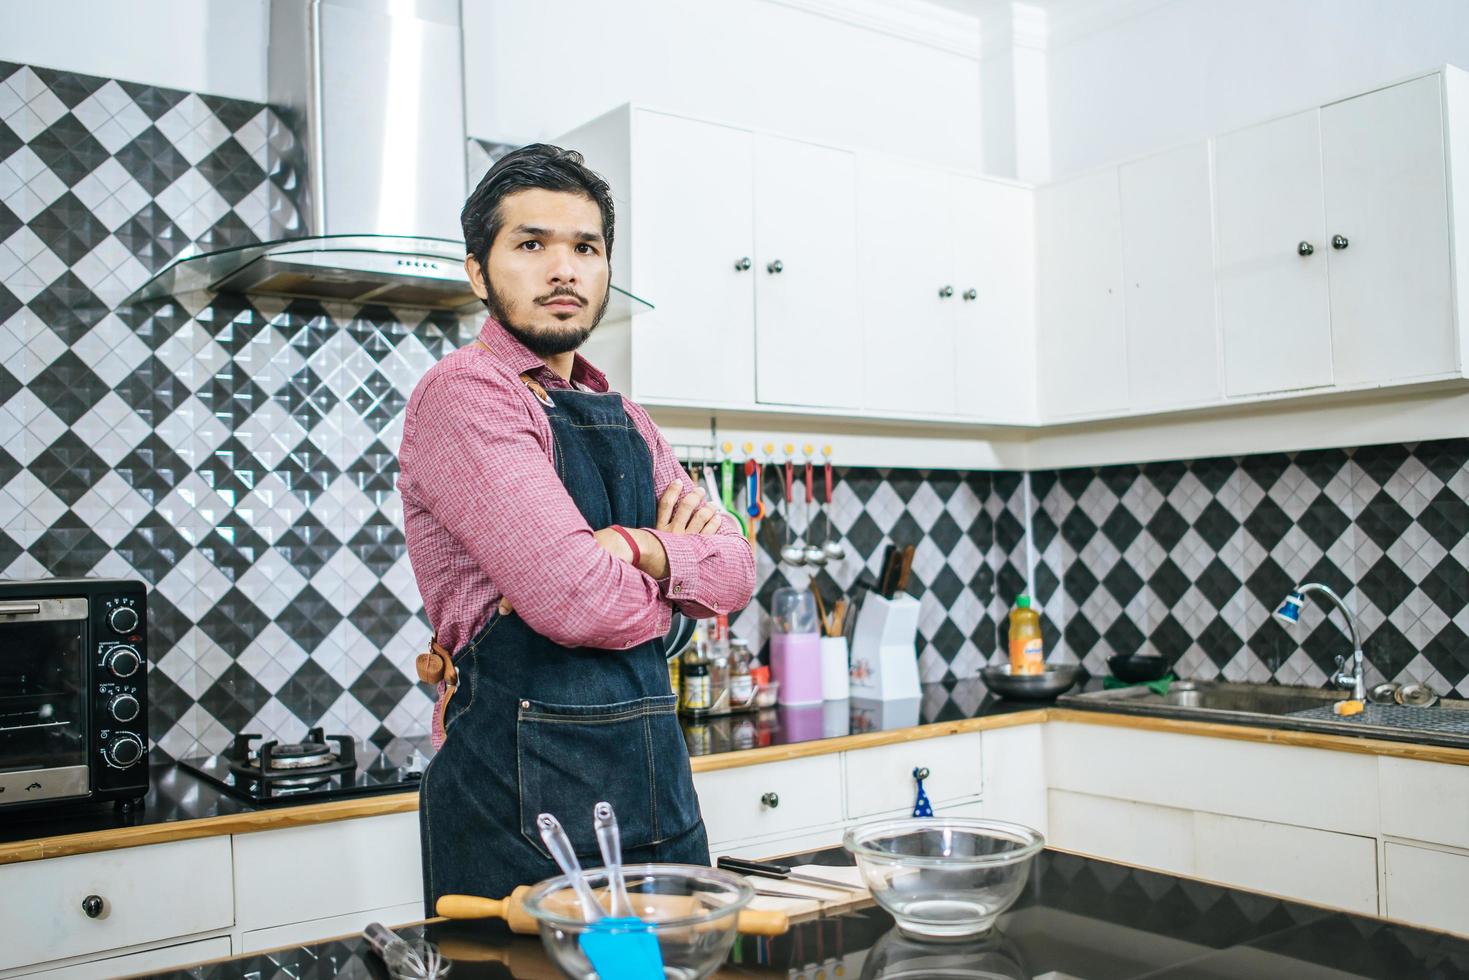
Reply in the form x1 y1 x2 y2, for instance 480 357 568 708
536 810 663 979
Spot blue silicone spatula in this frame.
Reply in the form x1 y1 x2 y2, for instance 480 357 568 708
593 801 664 973
536 812 662 980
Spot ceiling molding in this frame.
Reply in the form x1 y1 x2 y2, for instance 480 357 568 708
1043 0 1180 49
760 0 985 60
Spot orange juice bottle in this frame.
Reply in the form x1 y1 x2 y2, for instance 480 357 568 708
1008 595 1044 675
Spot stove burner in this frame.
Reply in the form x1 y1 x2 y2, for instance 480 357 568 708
227 727 357 782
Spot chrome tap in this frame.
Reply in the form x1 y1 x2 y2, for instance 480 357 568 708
1274 583 1368 701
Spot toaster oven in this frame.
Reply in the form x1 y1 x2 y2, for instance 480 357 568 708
0 577 149 812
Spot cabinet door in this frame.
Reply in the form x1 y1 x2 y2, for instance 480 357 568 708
859 156 957 416
1323 75 1456 384
1385 842 1469 937
1214 109 1333 396
1120 142 1221 410
752 134 861 408
952 175 1036 423
629 111 756 406
1035 169 1129 419
693 754 844 847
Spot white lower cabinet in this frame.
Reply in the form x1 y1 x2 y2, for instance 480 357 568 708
1048 790 1378 915
233 812 423 936
1384 842 1469 937
0 837 233 973
694 754 844 848
971 724 1047 834
16 937 232 979
843 731 983 819
1379 755 1469 850
240 901 424 953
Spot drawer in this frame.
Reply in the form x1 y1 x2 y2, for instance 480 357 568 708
1380 757 1469 849
844 731 983 819
0 837 233 972
240 900 423 953
234 811 422 932
1193 812 1378 915
16 936 231 979
1045 722 1377 836
1047 789 1194 876
1384 842 1469 937
694 754 844 846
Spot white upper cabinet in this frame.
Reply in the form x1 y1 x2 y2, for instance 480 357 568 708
1214 108 1334 397
952 175 1037 424
1322 74 1456 385
753 134 862 409
625 110 758 406
1036 168 1129 420
859 156 958 416
1120 142 1221 411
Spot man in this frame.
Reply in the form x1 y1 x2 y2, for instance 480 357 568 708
397 144 756 913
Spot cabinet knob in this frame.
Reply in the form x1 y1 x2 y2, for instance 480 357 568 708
760 791 780 809
766 259 784 275
734 257 752 271
938 285 954 299
913 767 931 780
1297 241 1315 256
961 288 977 302
1332 234 1349 250
82 895 105 919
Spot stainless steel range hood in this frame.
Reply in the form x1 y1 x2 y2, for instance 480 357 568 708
124 0 651 317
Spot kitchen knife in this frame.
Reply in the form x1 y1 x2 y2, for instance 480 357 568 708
895 544 915 594
717 856 867 893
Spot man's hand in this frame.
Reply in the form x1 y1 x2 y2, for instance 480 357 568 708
655 480 723 536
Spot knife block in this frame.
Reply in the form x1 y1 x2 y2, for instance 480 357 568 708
848 593 922 701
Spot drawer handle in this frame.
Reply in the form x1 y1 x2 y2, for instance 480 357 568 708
760 791 780 809
913 766 930 780
82 895 105 919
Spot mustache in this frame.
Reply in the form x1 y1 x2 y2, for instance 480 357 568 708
537 287 586 307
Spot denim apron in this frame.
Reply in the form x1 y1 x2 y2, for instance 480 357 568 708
419 382 709 914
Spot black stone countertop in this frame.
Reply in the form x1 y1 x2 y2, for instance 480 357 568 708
127 846 1469 980
0 679 1040 855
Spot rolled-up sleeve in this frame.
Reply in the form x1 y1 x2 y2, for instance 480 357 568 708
628 404 757 620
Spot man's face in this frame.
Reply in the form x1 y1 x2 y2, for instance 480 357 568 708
465 188 611 358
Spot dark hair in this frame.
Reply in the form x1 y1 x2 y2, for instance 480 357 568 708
461 143 616 278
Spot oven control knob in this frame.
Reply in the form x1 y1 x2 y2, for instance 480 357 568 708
108 693 141 723
105 646 142 678
108 606 139 634
103 733 144 769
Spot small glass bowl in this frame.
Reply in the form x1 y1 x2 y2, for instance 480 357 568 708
843 817 1044 940
521 863 753 979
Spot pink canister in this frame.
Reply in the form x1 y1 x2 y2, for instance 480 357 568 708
770 588 823 705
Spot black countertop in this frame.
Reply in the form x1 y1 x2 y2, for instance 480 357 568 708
127 846 1469 980
0 679 1036 852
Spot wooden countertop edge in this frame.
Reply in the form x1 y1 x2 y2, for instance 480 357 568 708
0 791 420 866
8 705 1469 866
686 709 1049 772
1045 708 1469 765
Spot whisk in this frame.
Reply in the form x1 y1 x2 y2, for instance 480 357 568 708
363 921 450 979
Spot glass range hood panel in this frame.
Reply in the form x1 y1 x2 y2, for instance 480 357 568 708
121 233 654 318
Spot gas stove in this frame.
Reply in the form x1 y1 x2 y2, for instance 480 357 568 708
178 728 428 805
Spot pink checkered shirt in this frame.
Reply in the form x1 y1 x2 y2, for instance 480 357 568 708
397 316 756 746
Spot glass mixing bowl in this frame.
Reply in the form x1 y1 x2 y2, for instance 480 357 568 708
521 863 754 979
843 817 1044 940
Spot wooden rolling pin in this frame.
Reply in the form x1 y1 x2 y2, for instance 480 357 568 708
436 886 790 937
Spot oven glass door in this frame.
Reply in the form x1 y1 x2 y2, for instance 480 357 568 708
0 597 87 776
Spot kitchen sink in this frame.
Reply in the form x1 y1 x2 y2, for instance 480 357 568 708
1058 680 1469 749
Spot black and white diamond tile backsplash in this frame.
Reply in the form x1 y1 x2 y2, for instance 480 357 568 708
1029 440 1469 699
5 62 1469 765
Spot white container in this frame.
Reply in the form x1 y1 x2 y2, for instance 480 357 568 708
849 593 922 701
820 636 851 700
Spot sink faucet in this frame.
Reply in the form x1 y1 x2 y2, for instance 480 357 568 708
1274 583 1368 701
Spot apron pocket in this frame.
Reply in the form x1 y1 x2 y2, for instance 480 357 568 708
517 693 689 859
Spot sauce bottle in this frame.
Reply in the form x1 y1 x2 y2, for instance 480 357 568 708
1008 595 1044 675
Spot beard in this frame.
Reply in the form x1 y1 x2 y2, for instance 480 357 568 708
485 279 611 359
